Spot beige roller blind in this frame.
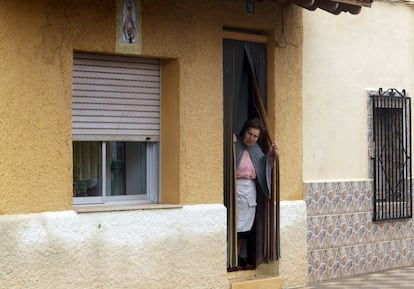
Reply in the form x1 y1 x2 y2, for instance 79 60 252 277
72 52 160 141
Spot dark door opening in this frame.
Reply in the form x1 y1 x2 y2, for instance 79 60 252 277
223 39 269 270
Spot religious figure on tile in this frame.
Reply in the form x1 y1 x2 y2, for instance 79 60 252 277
122 0 137 43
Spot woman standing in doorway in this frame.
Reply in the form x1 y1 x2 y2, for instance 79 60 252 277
234 118 278 268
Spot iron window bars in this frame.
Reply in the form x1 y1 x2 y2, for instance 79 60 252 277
371 88 412 221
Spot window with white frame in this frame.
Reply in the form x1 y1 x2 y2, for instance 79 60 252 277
72 52 160 205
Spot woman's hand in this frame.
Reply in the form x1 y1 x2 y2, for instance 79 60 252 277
233 133 237 143
268 142 279 164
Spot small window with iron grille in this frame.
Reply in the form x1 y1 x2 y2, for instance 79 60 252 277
370 88 412 221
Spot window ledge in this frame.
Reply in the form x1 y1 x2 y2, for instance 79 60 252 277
73 203 182 213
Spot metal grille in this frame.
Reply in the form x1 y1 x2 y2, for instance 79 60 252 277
371 88 412 221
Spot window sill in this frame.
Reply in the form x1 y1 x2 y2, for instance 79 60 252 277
73 203 182 213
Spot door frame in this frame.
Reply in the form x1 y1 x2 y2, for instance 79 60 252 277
223 31 271 270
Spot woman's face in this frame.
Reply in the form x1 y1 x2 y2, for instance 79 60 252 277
243 127 260 147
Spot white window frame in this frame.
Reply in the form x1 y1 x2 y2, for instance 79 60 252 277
73 141 159 205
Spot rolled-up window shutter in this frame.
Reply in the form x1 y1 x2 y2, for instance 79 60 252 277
72 52 160 141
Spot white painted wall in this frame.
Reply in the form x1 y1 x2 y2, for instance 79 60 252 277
303 1 414 181
0 205 228 289
279 200 308 288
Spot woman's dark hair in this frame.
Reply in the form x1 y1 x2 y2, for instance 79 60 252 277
239 118 265 139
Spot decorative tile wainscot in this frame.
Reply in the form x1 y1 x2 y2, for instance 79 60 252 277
305 180 414 283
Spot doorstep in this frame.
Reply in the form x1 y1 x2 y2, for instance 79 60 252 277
228 270 282 289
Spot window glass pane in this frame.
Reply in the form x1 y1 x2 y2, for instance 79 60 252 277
73 141 102 197
107 142 147 196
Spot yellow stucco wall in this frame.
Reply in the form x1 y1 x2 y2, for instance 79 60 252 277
0 0 303 215
272 7 304 201
143 0 304 203
0 1 75 214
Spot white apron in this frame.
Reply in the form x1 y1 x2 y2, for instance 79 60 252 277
236 179 257 232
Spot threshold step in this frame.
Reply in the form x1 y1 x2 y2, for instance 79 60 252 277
229 276 282 289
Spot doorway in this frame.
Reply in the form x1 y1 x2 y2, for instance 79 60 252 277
223 39 269 270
